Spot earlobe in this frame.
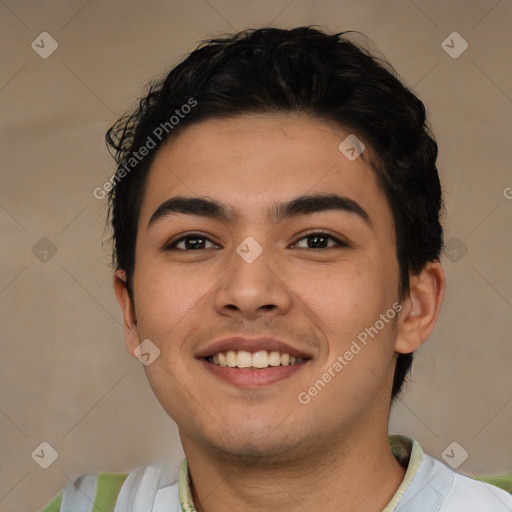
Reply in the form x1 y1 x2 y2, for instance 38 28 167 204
394 261 446 355
113 270 140 357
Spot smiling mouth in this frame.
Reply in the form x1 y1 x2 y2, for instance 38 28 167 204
204 349 308 369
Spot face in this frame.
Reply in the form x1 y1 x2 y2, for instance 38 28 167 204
116 112 411 463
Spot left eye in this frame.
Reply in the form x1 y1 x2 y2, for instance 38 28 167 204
292 232 347 249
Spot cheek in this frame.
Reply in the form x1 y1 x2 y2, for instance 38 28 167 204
293 258 397 376
291 259 384 330
133 263 208 341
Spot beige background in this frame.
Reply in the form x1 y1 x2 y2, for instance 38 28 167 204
1 1 511 510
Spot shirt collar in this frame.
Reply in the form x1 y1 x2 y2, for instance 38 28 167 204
178 457 196 512
383 434 424 511
177 434 424 512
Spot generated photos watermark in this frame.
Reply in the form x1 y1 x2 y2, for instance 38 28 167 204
298 301 403 405
93 97 198 200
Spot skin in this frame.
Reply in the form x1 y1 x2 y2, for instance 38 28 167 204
114 112 445 512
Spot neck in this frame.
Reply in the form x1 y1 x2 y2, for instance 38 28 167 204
181 427 407 512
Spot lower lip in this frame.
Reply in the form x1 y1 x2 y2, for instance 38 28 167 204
199 358 308 388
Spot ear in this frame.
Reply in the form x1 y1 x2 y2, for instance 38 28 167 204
394 261 446 354
113 270 140 358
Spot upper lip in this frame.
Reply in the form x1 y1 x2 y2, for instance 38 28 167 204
195 336 312 359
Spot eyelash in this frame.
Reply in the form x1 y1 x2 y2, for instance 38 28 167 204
165 230 349 251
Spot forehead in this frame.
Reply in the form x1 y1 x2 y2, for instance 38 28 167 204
138 112 391 230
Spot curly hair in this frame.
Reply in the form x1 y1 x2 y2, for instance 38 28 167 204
105 25 445 402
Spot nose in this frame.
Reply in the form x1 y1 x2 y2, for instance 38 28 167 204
213 238 293 321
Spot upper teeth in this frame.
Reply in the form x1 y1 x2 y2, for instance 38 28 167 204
207 350 304 368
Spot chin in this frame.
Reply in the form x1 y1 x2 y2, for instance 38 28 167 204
211 436 304 466
201 420 308 462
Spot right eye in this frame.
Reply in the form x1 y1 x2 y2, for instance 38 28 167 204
165 233 220 251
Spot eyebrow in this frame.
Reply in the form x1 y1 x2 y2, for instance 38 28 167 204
147 193 373 229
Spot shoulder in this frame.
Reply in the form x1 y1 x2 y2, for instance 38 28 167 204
444 463 512 511
399 452 512 512
41 471 128 512
41 463 181 512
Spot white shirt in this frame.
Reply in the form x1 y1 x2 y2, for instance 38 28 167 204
54 434 512 511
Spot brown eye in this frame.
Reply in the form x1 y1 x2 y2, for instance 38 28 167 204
293 231 348 249
165 233 218 251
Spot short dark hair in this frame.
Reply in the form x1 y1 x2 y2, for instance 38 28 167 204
105 25 444 402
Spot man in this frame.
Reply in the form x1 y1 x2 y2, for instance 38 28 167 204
42 26 512 511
